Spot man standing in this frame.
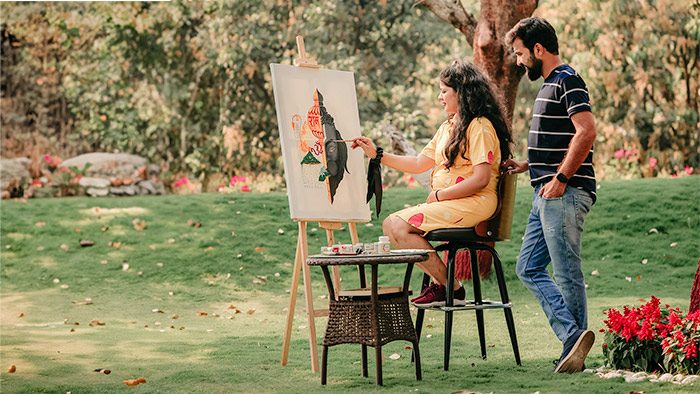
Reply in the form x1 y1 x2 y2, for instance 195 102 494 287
504 17 597 373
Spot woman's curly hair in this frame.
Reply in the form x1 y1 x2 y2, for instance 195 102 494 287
439 60 513 170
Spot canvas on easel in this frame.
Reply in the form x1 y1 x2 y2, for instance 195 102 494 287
271 38 370 373
270 63 371 222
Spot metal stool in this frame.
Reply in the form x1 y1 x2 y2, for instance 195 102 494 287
413 172 521 370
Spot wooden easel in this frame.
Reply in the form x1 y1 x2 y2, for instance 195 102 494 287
279 36 367 373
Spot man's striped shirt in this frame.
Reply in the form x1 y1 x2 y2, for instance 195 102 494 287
528 64 596 202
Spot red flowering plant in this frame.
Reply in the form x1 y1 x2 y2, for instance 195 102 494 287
661 310 700 374
602 296 700 374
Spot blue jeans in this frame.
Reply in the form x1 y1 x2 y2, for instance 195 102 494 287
516 185 593 343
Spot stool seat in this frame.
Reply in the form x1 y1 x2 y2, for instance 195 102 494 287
424 227 491 243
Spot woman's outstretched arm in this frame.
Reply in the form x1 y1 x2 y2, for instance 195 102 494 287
351 137 435 174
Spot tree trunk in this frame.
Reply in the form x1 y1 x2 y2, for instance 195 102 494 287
690 259 700 313
419 0 539 121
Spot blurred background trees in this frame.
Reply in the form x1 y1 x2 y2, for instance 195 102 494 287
1 0 697 189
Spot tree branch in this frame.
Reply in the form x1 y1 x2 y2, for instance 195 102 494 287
415 0 477 45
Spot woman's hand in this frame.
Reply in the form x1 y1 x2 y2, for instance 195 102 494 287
501 159 528 174
351 137 377 159
425 189 440 204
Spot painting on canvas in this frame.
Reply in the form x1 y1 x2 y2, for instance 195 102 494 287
270 63 370 222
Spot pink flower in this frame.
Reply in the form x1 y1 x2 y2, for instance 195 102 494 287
43 154 53 163
230 175 248 187
684 166 693 175
240 184 251 192
614 149 625 159
173 177 190 188
648 157 657 169
672 173 679 178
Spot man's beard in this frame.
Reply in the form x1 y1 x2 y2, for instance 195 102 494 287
526 56 543 81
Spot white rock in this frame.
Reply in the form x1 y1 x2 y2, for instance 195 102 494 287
583 368 594 373
604 371 623 379
79 177 110 188
659 373 674 382
681 375 698 384
631 372 647 379
625 375 646 383
673 374 684 382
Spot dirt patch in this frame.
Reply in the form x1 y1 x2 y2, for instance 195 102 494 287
38 256 57 269
80 207 149 218
6 233 31 240
0 293 34 326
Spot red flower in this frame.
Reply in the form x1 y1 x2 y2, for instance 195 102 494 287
173 177 190 188
240 184 251 192
684 342 698 359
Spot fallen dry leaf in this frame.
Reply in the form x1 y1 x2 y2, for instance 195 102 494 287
74 227 81 233
101 225 109 232
254 246 264 252
641 258 648 265
72 298 93 306
79 239 95 247
122 263 130 271
389 353 401 360
89 320 105 327
8 365 16 373
18 312 24 318
35 221 46 228
625 276 632 282
60 284 69 289
670 242 678 247
123 377 146 387
277 228 285 235
591 270 599 276
197 311 208 317
132 218 147 231
152 309 164 313
246 308 256 315
60 244 69 252
109 241 122 249
636 275 642 281
94 368 111 375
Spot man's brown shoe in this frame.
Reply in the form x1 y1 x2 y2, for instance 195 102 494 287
554 329 595 373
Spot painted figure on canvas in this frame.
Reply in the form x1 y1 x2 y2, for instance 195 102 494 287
293 89 349 203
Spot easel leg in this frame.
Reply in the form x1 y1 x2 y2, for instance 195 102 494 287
281 230 304 366
300 222 320 372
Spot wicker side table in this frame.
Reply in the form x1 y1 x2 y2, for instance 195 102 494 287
307 251 428 386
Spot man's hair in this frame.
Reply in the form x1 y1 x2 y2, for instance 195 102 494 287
505 17 559 55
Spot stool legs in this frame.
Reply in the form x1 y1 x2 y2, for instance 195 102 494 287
444 247 457 370
490 247 522 365
413 340 422 380
470 248 487 360
412 274 430 363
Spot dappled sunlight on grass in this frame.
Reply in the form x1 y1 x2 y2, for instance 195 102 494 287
1 176 698 392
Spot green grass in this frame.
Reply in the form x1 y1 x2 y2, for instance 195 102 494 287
1 176 699 393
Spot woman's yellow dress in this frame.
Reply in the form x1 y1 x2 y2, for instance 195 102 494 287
392 116 501 233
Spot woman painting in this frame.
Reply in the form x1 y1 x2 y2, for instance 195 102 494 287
352 60 513 306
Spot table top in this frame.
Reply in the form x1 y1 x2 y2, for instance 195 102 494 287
307 250 429 266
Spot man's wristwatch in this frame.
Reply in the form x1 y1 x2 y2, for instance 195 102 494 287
556 173 569 184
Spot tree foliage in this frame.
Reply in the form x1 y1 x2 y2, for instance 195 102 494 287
1 0 696 184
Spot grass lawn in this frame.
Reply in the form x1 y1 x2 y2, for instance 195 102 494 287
1 176 699 393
